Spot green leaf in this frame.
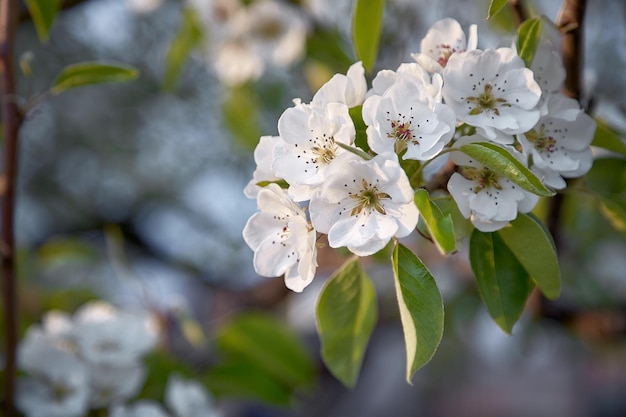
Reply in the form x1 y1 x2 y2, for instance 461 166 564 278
414 189 456 255
215 314 316 388
497 214 560 299
516 17 543 67
223 85 262 150
459 142 554 196
469 230 533 334
163 7 204 92
352 0 385 71
306 29 354 72
25 0 61 42
205 360 292 405
391 243 444 383
591 120 626 157
51 62 139 95
349 105 370 153
585 158 626 236
487 0 508 20
316 257 377 388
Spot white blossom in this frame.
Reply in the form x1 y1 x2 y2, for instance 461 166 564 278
519 93 596 187
273 100 355 201
312 61 367 107
442 48 542 143
88 363 147 408
447 136 539 232
370 62 443 102
165 374 220 417
110 401 171 417
17 337 90 417
362 76 455 160
244 135 283 199
412 17 478 74
242 183 317 292
310 152 418 256
531 38 566 113
72 301 158 367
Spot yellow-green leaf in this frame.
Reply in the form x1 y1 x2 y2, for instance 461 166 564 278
51 62 139 95
591 120 626 157
460 142 554 196
316 257 377 388
352 0 385 71
517 17 543 67
414 189 456 255
392 243 444 383
487 0 508 20
25 0 61 42
163 7 204 92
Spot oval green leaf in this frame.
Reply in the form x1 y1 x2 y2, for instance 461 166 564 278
459 142 554 196
316 257 377 388
517 17 543 67
469 229 533 334
25 0 61 42
497 213 561 299
51 62 139 95
392 243 444 383
591 120 626 157
163 7 204 92
414 189 456 255
352 0 385 71
487 0 508 20
215 313 316 388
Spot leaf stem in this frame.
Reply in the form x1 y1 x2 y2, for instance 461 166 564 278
0 0 22 415
336 142 372 160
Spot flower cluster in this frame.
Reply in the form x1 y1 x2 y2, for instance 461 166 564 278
243 18 596 291
16 301 219 417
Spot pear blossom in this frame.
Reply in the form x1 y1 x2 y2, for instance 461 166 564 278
310 152 419 256
312 61 367 107
110 401 171 417
165 374 220 417
243 183 317 292
72 301 158 367
370 62 443 102
442 48 542 143
273 100 355 201
448 136 539 232
531 38 566 112
17 337 90 417
412 18 478 74
363 76 456 160
518 93 596 187
88 363 147 408
244 135 283 198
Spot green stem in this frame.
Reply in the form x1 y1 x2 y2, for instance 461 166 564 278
337 142 372 160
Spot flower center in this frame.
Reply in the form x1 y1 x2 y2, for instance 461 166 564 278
387 120 415 143
311 138 338 164
436 43 462 67
52 383 73 402
525 125 556 153
459 166 502 193
466 84 510 116
349 178 391 216
254 19 284 40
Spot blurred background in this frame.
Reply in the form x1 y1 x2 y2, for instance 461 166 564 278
5 0 626 415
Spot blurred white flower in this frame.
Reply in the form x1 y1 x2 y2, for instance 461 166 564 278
310 152 418 256
72 301 158 366
531 37 566 113
412 17 478 73
126 0 164 14
165 374 220 417
442 48 542 143
88 363 147 408
243 183 318 292
110 400 171 417
17 341 90 417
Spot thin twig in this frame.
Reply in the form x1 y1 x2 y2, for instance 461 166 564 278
509 0 528 27
0 0 22 415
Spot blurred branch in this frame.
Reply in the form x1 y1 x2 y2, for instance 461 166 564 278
508 0 528 27
547 0 587 249
0 1 22 416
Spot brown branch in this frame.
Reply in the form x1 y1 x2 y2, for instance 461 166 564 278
547 0 587 248
0 0 22 416
508 0 528 27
